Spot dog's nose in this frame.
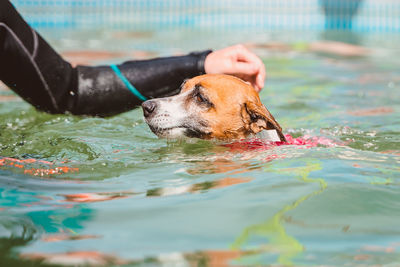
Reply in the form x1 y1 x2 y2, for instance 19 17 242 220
142 100 157 117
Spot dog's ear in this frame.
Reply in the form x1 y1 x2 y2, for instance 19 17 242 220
241 101 287 142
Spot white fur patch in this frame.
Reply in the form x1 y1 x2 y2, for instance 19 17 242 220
144 91 193 138
257 129 281 142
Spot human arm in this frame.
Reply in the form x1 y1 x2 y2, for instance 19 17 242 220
0 0 265 117
0 0 211 116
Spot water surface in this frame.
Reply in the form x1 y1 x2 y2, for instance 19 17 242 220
0 30 399 266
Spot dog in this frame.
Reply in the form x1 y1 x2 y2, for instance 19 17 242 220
142 74 286 142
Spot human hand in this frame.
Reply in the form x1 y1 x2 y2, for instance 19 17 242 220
204 44 266 92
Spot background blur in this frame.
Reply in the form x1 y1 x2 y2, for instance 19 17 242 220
10 0 400 62
11 0 400 32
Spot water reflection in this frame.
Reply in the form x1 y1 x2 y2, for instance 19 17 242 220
231 160 327 266
147 177 253 197
0 215 41 266
147 157 257 197
0 157 79 177
21 251 128 266
0 184 137 266
60 192 134 203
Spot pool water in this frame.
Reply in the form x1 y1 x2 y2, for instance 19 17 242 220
0 30 399 266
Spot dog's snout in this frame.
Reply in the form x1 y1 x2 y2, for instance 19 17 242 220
142 100 157 117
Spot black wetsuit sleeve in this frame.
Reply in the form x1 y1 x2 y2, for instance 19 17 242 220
0 0 211 116
74 52 210 116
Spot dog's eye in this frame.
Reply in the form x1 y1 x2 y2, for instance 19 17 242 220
193 85 214 108
195 92 208 104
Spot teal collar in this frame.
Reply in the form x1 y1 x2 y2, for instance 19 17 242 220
110 64 148 101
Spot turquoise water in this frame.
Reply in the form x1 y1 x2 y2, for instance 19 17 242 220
0 30 399 266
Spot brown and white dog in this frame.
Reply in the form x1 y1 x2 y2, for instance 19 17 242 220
142 74 286 142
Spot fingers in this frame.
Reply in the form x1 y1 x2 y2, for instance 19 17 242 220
235 45 261 67
256 63 266 91
233 61 259 76
250 77 261 92
204 44 266 91
234 45 266 90
235 73 260 92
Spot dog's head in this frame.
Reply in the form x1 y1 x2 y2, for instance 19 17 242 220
142 74 286 141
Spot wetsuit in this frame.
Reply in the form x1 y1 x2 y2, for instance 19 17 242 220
0 0 211 116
